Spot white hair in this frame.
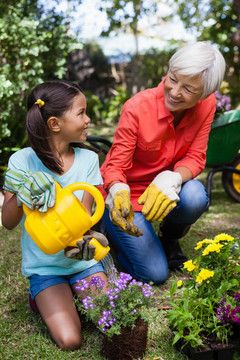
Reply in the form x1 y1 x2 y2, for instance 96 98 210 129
168 42 226 99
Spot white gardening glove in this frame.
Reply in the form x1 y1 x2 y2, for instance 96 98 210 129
105 183 143 237
138 171 182 222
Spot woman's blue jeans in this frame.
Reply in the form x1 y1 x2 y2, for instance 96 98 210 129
102 179 209 284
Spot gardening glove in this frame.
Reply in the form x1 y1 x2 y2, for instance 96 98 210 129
3 168 56 213
105 183 143 237
64 230 109 261
138 170 182 222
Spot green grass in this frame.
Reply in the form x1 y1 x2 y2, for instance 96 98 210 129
1 131 240 358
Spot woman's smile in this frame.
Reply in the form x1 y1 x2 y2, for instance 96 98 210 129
164 72 204 115
168 93 183 104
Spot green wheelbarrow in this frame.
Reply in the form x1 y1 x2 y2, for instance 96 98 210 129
206 109 240 207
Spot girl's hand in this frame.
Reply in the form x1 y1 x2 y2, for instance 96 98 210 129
64 230 109 261
3 169 56 212
1 192 23 229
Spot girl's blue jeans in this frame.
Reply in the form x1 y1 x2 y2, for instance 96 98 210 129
102 179 209 284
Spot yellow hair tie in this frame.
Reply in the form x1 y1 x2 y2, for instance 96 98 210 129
35 99 45 108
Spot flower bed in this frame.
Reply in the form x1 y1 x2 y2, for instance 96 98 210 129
166 233 240 356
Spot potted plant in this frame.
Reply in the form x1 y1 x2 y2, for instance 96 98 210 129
166 233 240 359
75 267 154 360
217 292 240 325
217 291 240 338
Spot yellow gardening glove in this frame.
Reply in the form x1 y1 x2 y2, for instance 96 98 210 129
138 171 182 222
105 183 143 237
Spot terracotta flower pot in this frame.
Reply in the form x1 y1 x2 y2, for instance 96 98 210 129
101 317 148 360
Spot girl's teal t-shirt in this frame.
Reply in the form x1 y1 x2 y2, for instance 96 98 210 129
8 147 103 277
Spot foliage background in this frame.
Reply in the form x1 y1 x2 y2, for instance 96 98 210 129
1 0 240 185
0 0 81 175
0 1 240 358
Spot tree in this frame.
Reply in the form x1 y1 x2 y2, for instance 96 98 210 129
174 0 240 105
67 41 112 97
99 0 158 55
231 0 240 48
0 0 81 167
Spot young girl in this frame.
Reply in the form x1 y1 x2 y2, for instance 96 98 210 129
1 80 109 350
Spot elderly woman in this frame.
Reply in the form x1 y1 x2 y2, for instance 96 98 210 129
99 42 226 284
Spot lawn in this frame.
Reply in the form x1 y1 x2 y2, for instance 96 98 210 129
1 131 240 359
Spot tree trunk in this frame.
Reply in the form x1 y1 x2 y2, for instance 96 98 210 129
231 0 240 48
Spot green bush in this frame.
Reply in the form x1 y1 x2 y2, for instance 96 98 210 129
0 0 81 186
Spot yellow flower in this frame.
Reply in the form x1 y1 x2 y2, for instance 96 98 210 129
183 260 196 272
214 233 234 243
196 268 214 284
177 280 183 287
202 243 223 256
194 239 213 250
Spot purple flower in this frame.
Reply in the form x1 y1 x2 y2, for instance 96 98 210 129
98 309 116 329
75 270 154 336
233 293 240 303
216 293 240 325
229 306 240 323
129 279 143 287
90 276 105 289
214 91 231 113
216 304 230 324
142 283 154 297
82 296 94 310
75 279 89 291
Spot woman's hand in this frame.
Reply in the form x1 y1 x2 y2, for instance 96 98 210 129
138 171 182 222
105 183 143 237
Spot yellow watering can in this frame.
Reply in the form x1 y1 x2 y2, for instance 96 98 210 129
23 182 110 261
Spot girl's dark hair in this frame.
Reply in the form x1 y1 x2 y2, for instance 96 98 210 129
26 80 83 174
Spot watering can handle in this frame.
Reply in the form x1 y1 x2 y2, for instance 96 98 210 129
65 182 105 226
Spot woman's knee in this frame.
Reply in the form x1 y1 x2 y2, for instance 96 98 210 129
175 180 208 223
182 180 208 205
141 264 168 285
118 251 168 285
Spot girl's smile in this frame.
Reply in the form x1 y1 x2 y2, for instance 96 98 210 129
58 93 91 143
